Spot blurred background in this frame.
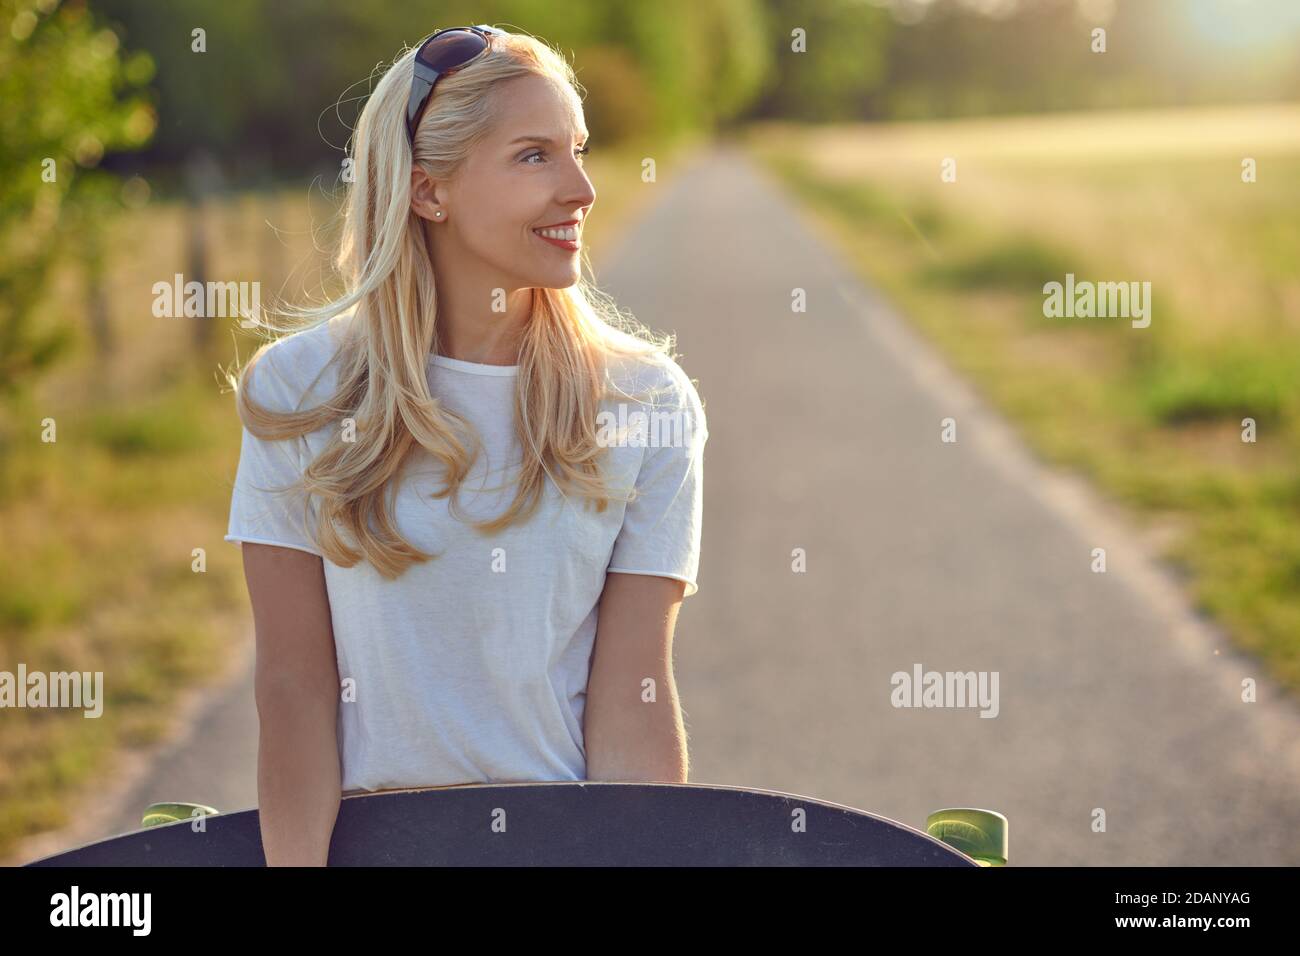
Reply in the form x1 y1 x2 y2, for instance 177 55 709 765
2 0 1298 864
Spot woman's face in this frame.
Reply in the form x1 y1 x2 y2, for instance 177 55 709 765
420 73 596 292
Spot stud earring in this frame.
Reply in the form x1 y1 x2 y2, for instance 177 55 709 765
434 211 444 219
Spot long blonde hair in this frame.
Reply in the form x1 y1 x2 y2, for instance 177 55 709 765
225 27 684 579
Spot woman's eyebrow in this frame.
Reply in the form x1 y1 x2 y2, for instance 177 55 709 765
507 132 590 146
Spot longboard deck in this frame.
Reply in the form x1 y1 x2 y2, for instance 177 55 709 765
26 781 977 867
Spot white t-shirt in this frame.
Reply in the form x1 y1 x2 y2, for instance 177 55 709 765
224 312 707 793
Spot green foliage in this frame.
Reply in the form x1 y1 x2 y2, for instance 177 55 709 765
753 0 893 121
0 0 154 400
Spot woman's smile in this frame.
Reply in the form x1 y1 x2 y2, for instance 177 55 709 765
532 223 581 251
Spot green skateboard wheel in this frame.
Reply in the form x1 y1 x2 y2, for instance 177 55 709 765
142 802 220 828
925 808 1008 866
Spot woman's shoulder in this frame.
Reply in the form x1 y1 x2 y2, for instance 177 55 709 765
243 311 353 413
601 344 708 446
603 346 697 398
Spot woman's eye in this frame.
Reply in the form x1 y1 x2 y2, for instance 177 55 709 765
523 145 591 165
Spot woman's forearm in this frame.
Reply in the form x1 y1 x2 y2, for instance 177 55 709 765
256 684 341 866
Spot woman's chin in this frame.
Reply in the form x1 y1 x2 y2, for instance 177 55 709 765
528 265 581 290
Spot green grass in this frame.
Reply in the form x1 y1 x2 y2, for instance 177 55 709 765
920 237 1077 292
1139 344 1300 425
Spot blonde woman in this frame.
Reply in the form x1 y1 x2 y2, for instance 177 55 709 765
223 25 707 865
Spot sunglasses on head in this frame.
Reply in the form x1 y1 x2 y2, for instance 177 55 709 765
407 24 505 146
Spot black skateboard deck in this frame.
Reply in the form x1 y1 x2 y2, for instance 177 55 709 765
26 781 979 867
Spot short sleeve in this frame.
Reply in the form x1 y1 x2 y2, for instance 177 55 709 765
605 362 708 597
224 345 324 557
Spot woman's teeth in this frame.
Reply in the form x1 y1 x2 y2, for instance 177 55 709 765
534 226 577 241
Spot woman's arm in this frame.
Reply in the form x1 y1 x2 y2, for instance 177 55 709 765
583 572 690 783
241 542 342 865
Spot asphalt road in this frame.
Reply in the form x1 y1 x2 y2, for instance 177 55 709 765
31 143 1300 866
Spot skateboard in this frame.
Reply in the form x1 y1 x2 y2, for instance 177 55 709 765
25 782 1008 867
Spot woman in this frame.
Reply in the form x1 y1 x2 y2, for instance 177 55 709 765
223 26 707 865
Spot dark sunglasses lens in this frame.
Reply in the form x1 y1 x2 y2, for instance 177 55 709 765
417 30 488 71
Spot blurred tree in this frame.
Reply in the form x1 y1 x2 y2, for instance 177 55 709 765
748 0 894 121
698 0 775 128
0 0 155 401
573 44 658 144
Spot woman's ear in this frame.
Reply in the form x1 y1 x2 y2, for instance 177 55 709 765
410 166 446 222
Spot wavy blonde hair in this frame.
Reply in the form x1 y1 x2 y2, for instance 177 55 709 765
224 27 685 579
